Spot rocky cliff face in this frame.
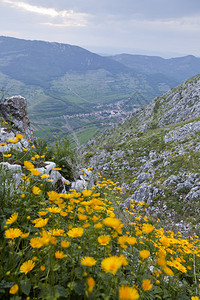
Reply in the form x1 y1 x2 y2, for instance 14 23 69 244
80 74 200 233
136 74 200 130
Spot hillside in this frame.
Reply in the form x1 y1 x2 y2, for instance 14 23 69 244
0 36 130 86
80 74 200 233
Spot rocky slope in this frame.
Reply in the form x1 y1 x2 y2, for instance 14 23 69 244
80 74 200 234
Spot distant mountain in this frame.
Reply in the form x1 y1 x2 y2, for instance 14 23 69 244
0 36 130 86
1 36 200 145
0 36 180 143
109 53 200 82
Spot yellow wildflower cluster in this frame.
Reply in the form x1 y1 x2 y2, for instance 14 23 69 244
3 175 200 299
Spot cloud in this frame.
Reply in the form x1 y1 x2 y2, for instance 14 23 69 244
139 15 200 32
43 22 86 28
2 0 90 26
97 12 200 34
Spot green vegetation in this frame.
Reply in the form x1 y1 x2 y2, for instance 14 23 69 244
1 129 200 299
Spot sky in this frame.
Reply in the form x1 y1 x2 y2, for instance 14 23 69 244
0 0 200 58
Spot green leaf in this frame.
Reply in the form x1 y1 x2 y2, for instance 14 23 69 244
20 279 31 296
74 280 85 296
67 282 75 290
54 285 66 297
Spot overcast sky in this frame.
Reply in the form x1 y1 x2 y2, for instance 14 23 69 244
0 0 200 57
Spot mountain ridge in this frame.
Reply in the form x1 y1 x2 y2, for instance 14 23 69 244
109 53 200 82
0 36 131 86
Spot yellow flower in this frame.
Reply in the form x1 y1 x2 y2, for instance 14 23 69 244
157 256 166 267
6 212 18 225
139 250 150 259
40 265 46 271
50 229 65 236
87 277 95 293
118 235 129 249
101 256 123 275
3 154 12 158
35 154 40 159
41 174 49 179
47 191 60 201
5 228 22 239
119 254 129 267
30 169 41 176
55 251 65 259
20 260 35 274
127 236 137 245
98 235 111 246
16 133 24 140
32 186 41 195
47 206 62 214
91 215 100 223
0 142 7 146
103 217 123 234
163 266 174 276
60 211 68 217
61 240 70 248
24 161 34 170
142 223 154 234
191 297 200 300
32 217 43 224
94 222 104 230
21 232 29 239
81 257 97 267
38 210 48 216
67 227 84 238
142 279 153 291
118 285 139 300
7 137 19 143
9 284 19 295
83 223 89 228
30 237 43 248
34 218 49 228
77 214 88 221
82 190 93 197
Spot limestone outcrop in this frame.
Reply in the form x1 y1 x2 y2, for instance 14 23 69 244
0 95 31 138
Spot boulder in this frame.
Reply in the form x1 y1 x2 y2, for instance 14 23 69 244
0 162 22 190
71 168 94 191
0 95 31 138
36 161 70 193
0 128 29 152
